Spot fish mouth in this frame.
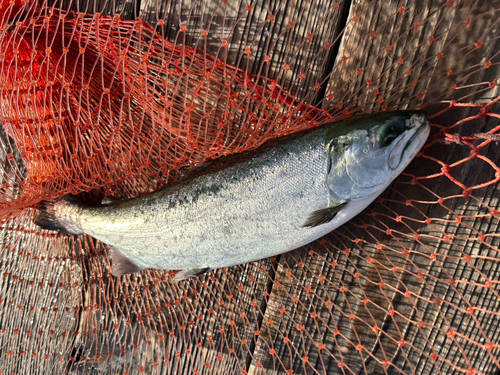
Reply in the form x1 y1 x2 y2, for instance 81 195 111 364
401 113 429 162
388 112 428 170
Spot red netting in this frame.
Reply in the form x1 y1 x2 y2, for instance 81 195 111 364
0 0 499 374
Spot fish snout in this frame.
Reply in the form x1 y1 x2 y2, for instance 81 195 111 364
409 111 428 128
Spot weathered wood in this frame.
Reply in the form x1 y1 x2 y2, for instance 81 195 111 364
246 1 500 374
67 259 275 374
139 0 347 104
324 0 500 114
0 215 84 375
2 1 500 374
131 1 352 374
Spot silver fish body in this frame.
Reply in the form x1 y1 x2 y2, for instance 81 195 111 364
36 111 430 279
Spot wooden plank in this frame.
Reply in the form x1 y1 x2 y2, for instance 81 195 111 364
2 1 500 375
139 0 348 104
245 1 500 374
68 257 275 374
301 0 500 374
0 123 26 204
323 0 500 114
128 1 352 374
51 0 139 19
0 216 84 375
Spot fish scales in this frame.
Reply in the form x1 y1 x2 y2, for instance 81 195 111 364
75 128 331 270
35 111 430 279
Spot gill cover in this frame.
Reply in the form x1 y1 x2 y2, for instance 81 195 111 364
326 111 428 202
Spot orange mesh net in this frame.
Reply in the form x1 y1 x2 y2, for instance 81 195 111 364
0 0 499 374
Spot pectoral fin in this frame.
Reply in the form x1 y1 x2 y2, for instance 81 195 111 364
300 202 347 228
109 246 147 276
175 267 211 281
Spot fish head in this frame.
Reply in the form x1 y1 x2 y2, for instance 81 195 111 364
326 111 430 201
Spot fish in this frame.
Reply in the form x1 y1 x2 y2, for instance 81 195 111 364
35 111 430 280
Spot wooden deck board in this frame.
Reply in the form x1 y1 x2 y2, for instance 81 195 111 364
2 1 500 374
63 0 500 374
249 1 500 374
130 1 353 374
139 0 348 103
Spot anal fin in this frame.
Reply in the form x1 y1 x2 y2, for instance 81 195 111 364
299 202 347 228
175 267 211 281
109 246 147 276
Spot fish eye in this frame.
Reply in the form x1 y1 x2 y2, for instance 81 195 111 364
384 133 397 145
379 119 405 147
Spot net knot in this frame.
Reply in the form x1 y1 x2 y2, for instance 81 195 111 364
478 105 489 117
444 133 465 145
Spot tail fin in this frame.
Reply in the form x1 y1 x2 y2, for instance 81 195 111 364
35 195 83 234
